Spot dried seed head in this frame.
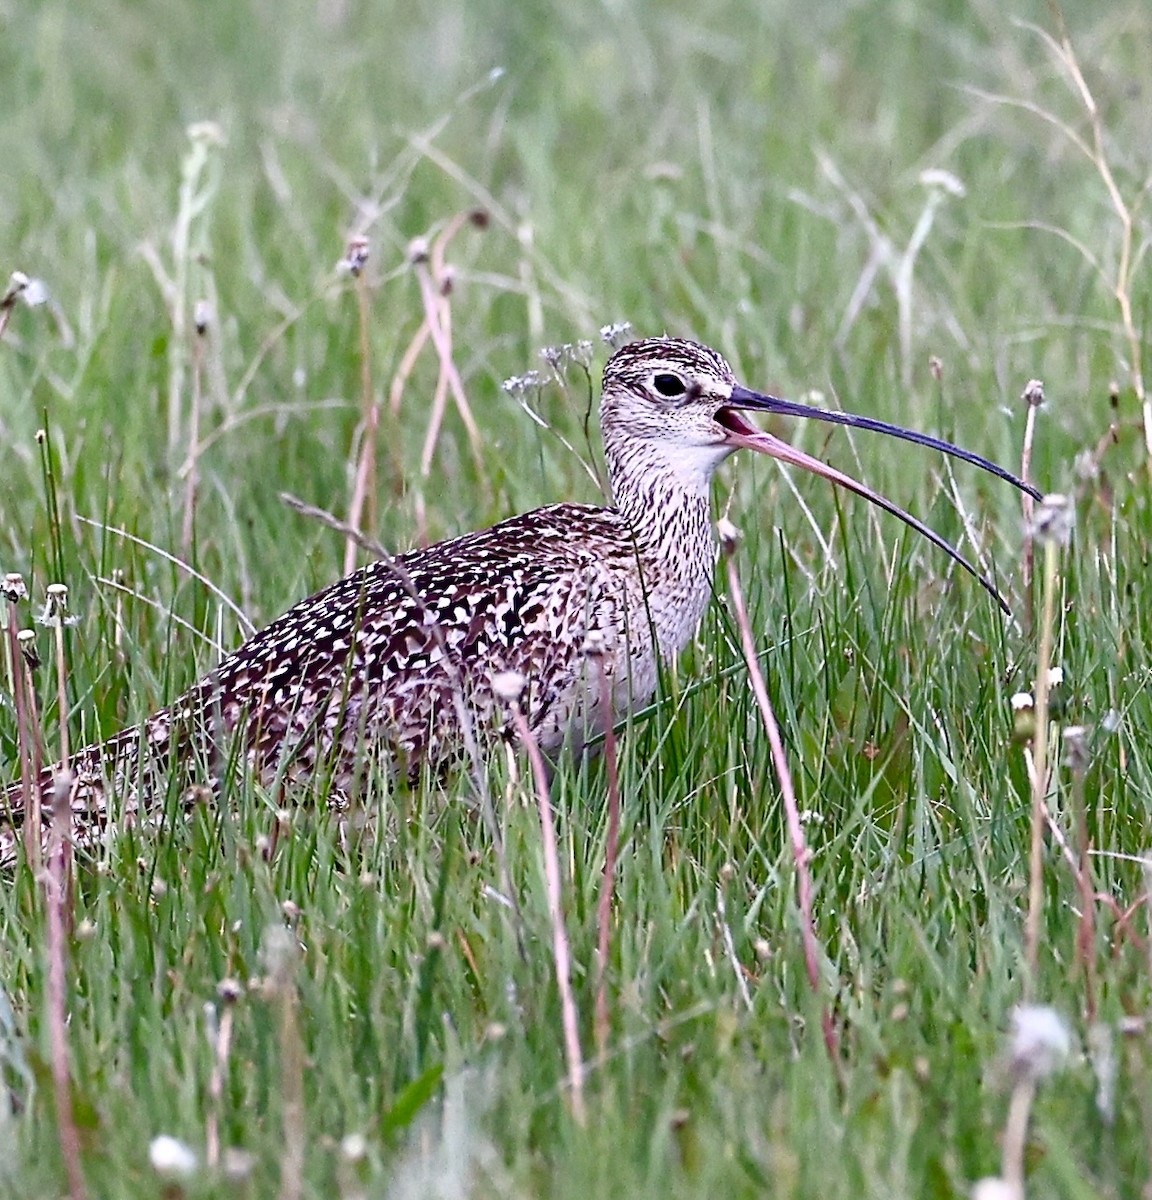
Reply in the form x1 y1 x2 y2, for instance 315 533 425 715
1028 493 1075 547
341 1133 368 1162
599 321 633 348
343 235 370 277
259 923 299 990
41 582 70 624
149 1134 199 1178
1062 725 1089 773
1008 1004 1072 1082
501 370 545 397
1021 379 1045 409
582 630 606 658
1 272 29 310
972 1178 1016 1200
216 977 245 1003
17 628 38 668
438 264 456 296
221 1148 256 1180
406 236 430 266
2 573 28 603
717 517 741 552
468 208 490 229
491 670 527 702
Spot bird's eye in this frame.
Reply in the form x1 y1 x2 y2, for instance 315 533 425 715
652 372 687 398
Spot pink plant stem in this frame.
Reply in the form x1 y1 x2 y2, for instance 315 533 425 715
45 776 87 1200
721 535 837 1059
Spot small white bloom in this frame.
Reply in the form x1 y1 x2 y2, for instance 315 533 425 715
972 1178 1017 1200
341 1132 368 1162
1010 693 1034 712
599 321 632 348
1010 1004 1072 1081
149 1134 199 1178
1046 667 1064 687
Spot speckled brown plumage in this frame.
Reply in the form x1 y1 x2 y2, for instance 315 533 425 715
2 337 1038 864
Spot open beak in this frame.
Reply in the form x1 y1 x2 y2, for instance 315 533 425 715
718 384 1042 616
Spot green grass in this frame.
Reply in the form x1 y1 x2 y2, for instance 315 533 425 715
2 0 1151 1195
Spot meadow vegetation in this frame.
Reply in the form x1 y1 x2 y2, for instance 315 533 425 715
1 0 1151 1195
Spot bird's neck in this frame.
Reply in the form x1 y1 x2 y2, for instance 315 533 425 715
605 437 718 654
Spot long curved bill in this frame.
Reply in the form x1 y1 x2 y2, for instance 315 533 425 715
720 385 1040 616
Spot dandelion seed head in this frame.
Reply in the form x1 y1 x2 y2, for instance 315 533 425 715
716 517 741 549
149 1134 199 1178
972 1177 1016 1200
491 670 526 702
1021 379 1045 408
341 1132 368 1162
1028 493 1075 547
1009 1004 1072 1081
2 573 28 603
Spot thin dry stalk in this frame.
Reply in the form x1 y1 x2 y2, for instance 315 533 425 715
719 523 837 1059
343 236 377 575
1024 537 1060 992
3 577 38 864
1019 379 1044 629
205 982 240 1169
1001 1076 1036 1200
17 628 45 873
498 677 586 1125
588 636 622 1061
385 318 432 486
46 585 74 907
1064 727 1096 1021
44 772 87 1200
181 302 211 559
262 927 305 1200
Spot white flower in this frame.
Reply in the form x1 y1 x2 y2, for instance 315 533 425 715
1010 693 1034 712
149 1135 199 1178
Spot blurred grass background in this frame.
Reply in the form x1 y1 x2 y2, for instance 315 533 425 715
1 0 1151 1195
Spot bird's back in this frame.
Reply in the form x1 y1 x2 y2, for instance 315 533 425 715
2 501 656 861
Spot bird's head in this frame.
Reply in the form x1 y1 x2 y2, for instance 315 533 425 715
600 336 1042 613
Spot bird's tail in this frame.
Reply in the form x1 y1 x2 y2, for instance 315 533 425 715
1 717 172 870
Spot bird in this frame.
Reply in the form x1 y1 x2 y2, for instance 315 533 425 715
1 337 1041 865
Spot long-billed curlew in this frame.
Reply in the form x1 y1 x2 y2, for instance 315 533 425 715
1 337 1040 863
